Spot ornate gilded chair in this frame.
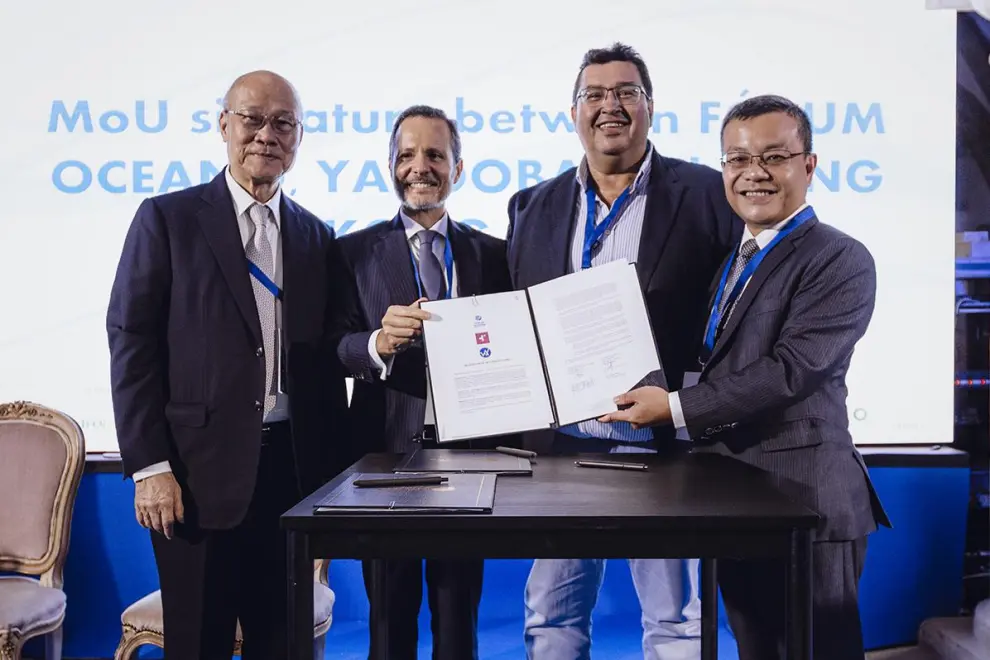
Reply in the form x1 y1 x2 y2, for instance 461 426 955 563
0 401 86 660
113 559 334 659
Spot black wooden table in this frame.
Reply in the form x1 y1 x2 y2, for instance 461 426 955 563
282 451 819 659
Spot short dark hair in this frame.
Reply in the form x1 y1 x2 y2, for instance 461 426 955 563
571 42 653 104
720 94 813 153
388 104 462 165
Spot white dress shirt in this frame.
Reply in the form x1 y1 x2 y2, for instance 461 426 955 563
133 167 287 482
668 202 809 437
367 211 457 379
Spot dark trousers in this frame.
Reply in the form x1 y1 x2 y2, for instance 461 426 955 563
362 557 484 660
150 423 299 660
719 537 868 660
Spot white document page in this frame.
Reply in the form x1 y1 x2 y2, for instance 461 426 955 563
421 291 555 442
526 259 661 427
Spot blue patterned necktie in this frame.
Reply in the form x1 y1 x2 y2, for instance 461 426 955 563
417 230 446 300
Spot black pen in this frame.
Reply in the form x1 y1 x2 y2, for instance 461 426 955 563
496 446 537 458
574 460 648 471
353 475 447 488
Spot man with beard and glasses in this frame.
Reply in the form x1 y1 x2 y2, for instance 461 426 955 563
505 43 741 660
336 104 516 660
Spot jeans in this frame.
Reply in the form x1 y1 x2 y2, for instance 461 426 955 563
522 433 702 659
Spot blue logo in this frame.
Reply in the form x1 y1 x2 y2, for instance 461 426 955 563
479 347 492 358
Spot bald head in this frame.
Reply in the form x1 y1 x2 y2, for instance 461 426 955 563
223 70 302 116
219 70 304 202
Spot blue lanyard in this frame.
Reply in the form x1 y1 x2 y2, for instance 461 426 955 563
247 261 281 300
409 233 455 299
582 185 634 269
701 205 815 357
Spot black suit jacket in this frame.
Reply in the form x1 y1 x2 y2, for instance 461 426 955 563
679 214 891 540
506 147 740 448
106 173 352 530
336 215 514 454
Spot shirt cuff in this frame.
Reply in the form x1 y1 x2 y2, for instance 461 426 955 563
668 391 691 441
368 329 395 381
133 461 171 482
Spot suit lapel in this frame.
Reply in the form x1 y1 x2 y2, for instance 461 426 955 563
447 220 482 296
706 218 819 367
374 215 419 306
197 175 262 345
278 195 305 342
546 176 579 278
636 151 684 290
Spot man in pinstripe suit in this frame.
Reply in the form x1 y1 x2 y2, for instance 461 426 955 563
336 105 513 659
601 94 891 660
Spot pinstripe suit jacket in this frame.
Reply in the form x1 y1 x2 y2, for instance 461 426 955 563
336 215 513 454
680 214 891 541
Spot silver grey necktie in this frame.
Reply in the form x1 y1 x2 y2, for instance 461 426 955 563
417 230 446 300
246 203 277 416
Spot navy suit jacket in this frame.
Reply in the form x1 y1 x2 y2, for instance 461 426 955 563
680 215 891 540
106 173 352 530
506 149 740 448
336 215 514 454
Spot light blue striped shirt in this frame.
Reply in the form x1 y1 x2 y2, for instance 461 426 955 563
559 143 655 450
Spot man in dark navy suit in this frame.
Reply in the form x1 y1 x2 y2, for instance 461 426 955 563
107 71 351 659
601 94 890 660
335 105 512 660
506 43 740 660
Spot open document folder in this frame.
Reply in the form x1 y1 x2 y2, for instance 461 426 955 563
420 258 661 443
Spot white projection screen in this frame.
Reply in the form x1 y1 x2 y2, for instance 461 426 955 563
0 0 956 451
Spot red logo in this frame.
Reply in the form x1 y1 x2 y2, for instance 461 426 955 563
475 332 490 344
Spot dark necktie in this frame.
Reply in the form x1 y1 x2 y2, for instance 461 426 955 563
718 238 760 319
417 230 446 300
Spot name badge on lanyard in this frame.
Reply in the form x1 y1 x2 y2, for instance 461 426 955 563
247 261 287 393
582 185 634 270
699 205 815 366
409 234 455 300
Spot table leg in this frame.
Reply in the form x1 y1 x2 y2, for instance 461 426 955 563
286 530 313 660
701 558 718 660
369 559 389 660
785 530 813 660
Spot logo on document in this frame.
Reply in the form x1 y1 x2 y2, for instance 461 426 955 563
475 332 490 344
479 347 492 358
473 314 486 329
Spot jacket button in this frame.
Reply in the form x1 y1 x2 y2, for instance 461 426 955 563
705 428 714 435
256 347 263 357
254 400 263 411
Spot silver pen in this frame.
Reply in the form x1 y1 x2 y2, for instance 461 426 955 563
574 459 648 471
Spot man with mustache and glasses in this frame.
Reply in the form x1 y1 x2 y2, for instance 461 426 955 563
336 104 516 659
505 43 741 660
107 70 352 659
599 94 890 660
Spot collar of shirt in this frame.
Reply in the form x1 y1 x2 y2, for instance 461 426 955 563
743 202 810 250
225 166 281 245
575 141 654 197
399 209 449 243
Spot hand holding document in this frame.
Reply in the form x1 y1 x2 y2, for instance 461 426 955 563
421 259 662 443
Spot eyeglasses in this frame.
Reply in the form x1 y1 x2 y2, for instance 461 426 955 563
575 84 648 106
721 150 808 171
228 110 300 135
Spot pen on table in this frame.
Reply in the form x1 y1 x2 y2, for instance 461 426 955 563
496 446 537 459
353 475 447 488
574 460 648 471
